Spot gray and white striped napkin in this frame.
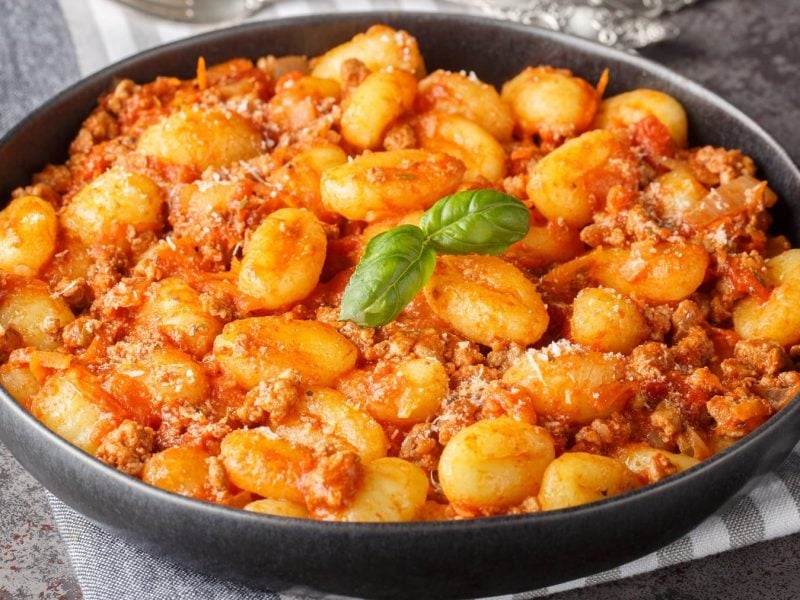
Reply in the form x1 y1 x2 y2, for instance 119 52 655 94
47 447 800 599
4 0 800 598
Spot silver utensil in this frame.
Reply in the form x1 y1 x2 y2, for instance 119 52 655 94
113 0 699 48
457 0 700 47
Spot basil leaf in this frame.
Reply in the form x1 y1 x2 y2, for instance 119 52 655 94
419 189 530 255
339 225 437 327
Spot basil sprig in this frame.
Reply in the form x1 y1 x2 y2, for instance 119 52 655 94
339 189 529 327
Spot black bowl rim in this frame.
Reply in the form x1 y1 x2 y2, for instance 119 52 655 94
2 10 800 537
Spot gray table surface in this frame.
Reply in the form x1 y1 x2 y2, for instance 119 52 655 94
1 0 799 598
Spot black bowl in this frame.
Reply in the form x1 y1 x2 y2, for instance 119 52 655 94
2 12 800 600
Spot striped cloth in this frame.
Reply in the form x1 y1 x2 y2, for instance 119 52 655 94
46 448 800 599
1 0 798 598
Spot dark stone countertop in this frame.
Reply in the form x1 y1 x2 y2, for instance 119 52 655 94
0 0 799 598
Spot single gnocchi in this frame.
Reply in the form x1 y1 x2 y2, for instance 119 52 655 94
424 255 549 346
220 428 312 504
237 208 327 309
570 287 648 354
30 366 124 454
142 447 212 500
501 66 600 140
417 69 514 141
412 111 507 182
311 25 425 82
338 357 449 426
0 276 74 351
213 317 358 388
61 167 165 245
137 277 223 358
0 196 57 276
590 242 709 304
320 149 465 221
538 452 640 510
341 68 417 150
527 130 639 227
503 346 632 423
733 249 800 346
137 106 263 170
438 418 555 511
594 88 689 147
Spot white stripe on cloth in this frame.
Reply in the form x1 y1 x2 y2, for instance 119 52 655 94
87 0 139 62
57 0 110 75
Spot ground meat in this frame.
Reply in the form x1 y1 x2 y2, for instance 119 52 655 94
478 381 537 424
340 58 369 93
301 450 362 513
450 364 501 401
538 419 573 456
235 369 301 426
95 419 155 477
486 343 526 371
62 317 102 351
572 413 632 455
204 456 248 506
157 404 232 454
710 251 770 323
649 401 683 446
87 244 131 298
685 367 724 395
672 326 715 369
383 123 417 150
451 340 484 368
363 331 417 361
706 393 772 438
502 173 527 199
629 342 675 380
335 320 377 358
399 423 441 472
644 452 679 483
168 182 276 270
506 496 542 515
0 325 22 363
671 300 706 341
50 276 92 310
733 339 789 376
639 304 673 342
434 398 480 446
688 146 756 187
752 371 800 410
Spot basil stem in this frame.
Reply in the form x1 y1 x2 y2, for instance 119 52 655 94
339 190 529 327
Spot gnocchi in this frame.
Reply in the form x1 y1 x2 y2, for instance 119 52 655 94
2 25 794 525
237 208 327 309
424 255 549 346
0 196 57 276
213 317 358 388
527 130 639 227
320 149 465 222
538 452 640 510
137 106 263 170
438 418 555 512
